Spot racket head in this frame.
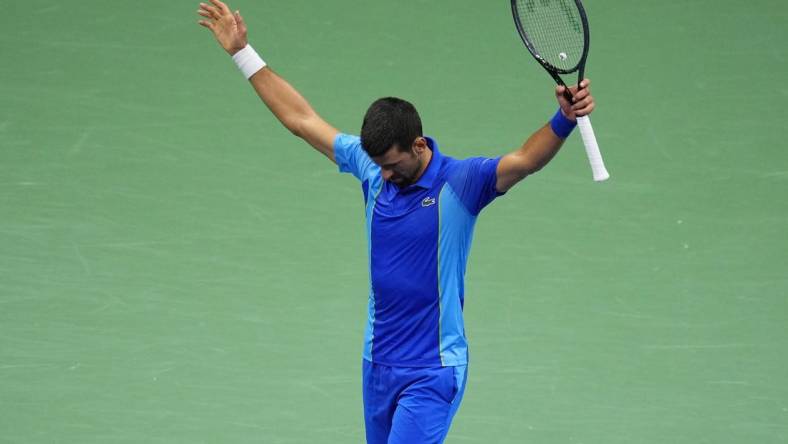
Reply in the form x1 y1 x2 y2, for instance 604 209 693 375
511 0 590 75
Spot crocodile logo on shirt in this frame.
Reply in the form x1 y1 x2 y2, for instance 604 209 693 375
422 196 436 207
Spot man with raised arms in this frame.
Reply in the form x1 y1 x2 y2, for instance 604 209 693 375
197 1 595 442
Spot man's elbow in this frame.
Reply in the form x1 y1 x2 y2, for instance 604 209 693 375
518 157 545 178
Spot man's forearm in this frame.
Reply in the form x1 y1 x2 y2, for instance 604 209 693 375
495 123 567 192
247 67 319 138
519 124 565 173
243 65 338 161
198 2 338 160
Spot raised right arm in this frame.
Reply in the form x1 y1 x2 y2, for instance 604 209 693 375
198 0 339 163
246 67 339 162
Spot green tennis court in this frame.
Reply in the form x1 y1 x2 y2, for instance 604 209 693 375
1 0 786 442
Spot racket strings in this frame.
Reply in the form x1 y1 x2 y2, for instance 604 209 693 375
514 0 585 71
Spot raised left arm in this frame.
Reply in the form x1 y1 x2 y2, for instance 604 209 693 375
495 79 595 192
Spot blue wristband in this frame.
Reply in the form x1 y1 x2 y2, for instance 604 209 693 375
549 108 576 139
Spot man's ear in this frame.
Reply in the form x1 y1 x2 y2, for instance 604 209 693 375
413 137 428 155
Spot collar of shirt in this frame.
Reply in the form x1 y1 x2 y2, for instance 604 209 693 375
400 136 442 192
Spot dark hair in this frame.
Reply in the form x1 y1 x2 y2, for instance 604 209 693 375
360 97 423 157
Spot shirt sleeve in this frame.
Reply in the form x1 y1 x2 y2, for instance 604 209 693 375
447 156 505 216
334 133 378 182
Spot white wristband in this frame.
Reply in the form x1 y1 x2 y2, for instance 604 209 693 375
232 44 266 80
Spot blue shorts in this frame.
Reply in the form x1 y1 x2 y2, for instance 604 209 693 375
362 359 468 444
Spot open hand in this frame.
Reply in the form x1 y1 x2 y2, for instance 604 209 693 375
556 79 595 121
197 0 248 55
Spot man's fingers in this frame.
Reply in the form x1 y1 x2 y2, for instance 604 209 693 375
235 10 247 34
556 85 570 101
555 79 594 117
568 78 591 88
569 79 591 91
571 87 589 102
197 19 215 30
571 94 594 116
210 0 232 15
199 3 222 20
555 86 574 113
565 81 592 102
573 102 594 117
571 96 592 110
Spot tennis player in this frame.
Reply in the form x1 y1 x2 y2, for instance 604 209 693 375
198 1 594 442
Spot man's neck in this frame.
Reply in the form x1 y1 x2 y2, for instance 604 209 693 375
412 148 433 183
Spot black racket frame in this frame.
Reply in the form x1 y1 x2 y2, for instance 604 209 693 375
510 0 591 100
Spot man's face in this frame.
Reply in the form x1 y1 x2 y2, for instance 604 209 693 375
372 144 423 187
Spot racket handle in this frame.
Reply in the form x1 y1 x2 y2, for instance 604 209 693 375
576 115 610 182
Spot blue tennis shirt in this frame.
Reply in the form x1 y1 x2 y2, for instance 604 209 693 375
335 133 504 367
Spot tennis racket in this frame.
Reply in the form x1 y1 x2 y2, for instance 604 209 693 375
511 0 609 182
